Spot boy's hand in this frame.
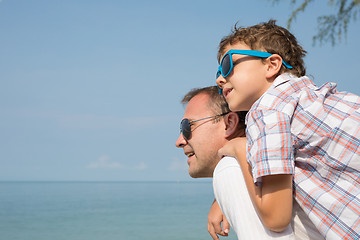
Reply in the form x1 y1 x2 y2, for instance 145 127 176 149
218 137 246 159
207 199 229 239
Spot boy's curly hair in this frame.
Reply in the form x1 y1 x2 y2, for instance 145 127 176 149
218 20 307 77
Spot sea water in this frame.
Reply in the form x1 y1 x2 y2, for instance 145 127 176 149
0 181 237 240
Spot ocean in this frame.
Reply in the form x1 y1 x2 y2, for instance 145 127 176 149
0 181 237 240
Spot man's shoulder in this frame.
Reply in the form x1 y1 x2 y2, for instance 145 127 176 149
213 156 240 176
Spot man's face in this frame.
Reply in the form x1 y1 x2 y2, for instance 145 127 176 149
175 93 227 178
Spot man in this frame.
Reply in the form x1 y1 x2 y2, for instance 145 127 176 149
175 86 295 239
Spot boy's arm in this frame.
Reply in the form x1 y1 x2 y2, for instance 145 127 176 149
218 137 293 232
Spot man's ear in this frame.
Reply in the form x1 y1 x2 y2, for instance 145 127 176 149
224 112 239 138
265 54 283 79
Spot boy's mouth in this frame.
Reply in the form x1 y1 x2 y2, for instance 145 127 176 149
223 88 233 98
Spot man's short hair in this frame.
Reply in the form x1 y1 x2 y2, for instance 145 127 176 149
181 86 246 128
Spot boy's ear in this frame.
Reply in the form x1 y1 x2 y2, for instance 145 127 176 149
224 112 239 138
265 54 283 79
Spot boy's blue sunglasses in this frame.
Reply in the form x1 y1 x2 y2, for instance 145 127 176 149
216 49 293 94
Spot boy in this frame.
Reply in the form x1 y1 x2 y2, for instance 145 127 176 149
214 20 360 239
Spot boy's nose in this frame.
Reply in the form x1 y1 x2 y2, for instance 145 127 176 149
216 75 227 90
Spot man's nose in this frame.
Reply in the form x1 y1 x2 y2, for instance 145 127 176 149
175 133 187 148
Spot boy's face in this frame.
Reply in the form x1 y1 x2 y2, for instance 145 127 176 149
216 42 273 111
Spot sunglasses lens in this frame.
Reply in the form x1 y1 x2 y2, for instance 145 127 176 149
180 119 191 140
216 71 221 79
221 54 231 77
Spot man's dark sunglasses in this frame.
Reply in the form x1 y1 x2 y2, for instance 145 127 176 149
180 112 229 140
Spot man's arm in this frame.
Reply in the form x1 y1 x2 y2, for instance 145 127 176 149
207 199 229 240
218 137 293 232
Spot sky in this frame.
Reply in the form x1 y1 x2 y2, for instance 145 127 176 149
1 0 359 181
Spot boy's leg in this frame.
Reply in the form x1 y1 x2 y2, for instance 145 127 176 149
213 156 294 240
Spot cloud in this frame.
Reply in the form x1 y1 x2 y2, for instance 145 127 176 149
133 161 148 170
169 157 187 171
87 156 149 171
55 113 174 130
6 109 177 130
87 155 124 169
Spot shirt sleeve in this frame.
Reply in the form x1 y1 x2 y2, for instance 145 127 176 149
246 109 295 184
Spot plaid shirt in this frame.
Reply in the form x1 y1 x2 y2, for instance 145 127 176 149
246 73 360 239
